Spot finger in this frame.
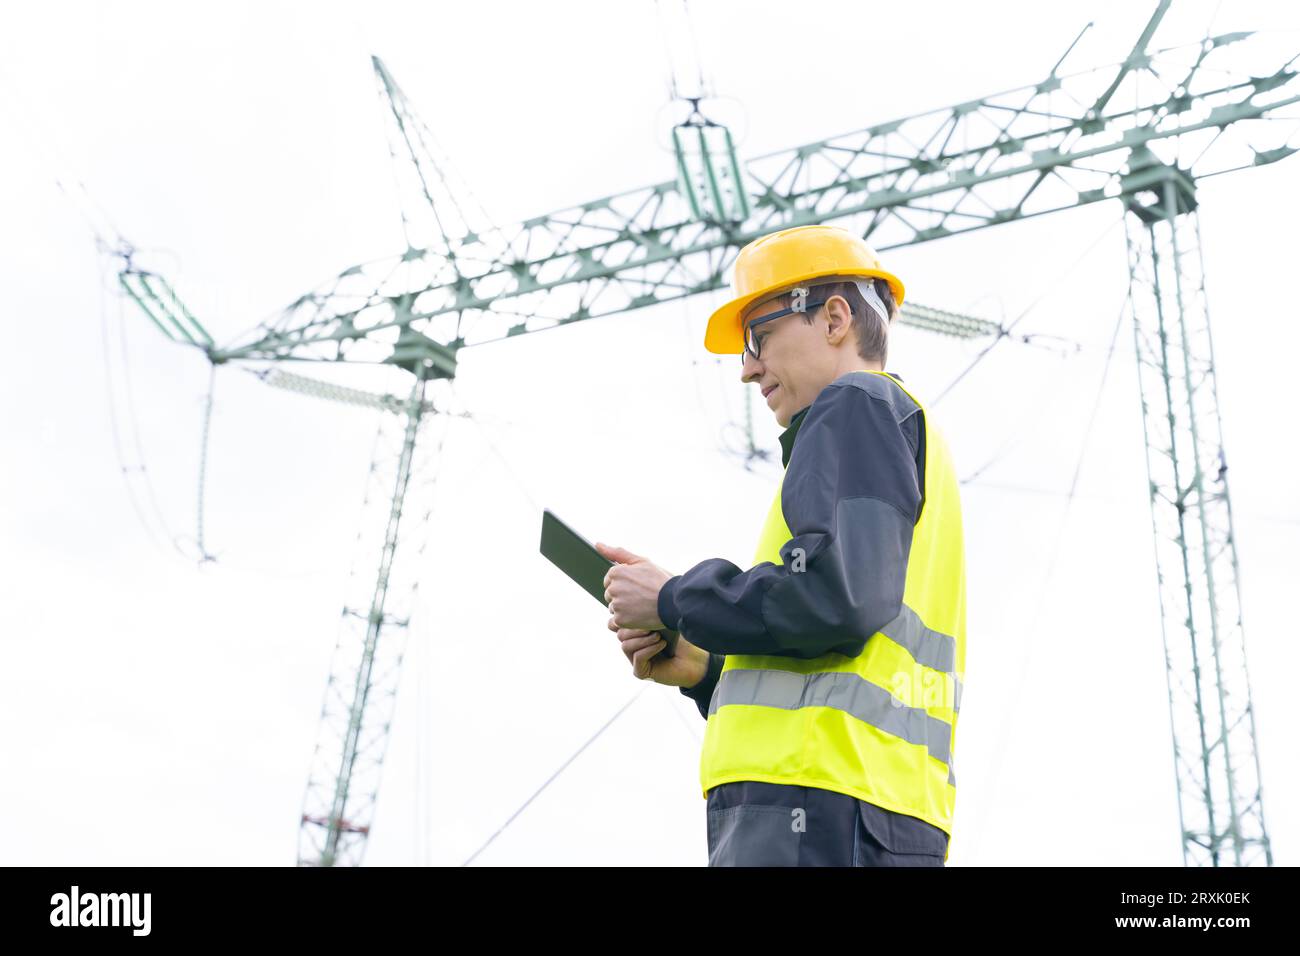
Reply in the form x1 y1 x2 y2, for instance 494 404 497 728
620 633 660 653
620 635 660 668
632 639 668 676
608 616 619 632
597 542 643 565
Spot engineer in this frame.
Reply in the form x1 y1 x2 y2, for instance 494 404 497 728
597 223 967 867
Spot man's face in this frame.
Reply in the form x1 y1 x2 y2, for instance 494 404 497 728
738 291 844 427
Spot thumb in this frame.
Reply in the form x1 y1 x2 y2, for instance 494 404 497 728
595 541 643 564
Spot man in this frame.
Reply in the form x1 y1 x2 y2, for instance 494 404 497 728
597 223 967 867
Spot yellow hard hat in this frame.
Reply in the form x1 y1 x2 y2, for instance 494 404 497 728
704 224 905 354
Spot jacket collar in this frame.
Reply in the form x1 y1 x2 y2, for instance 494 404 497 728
778 406 811 468
777 370 904 469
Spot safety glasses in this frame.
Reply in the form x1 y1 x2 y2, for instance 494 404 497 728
738 279 889 364
740 288 830 364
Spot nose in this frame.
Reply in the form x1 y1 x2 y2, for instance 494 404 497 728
740 348 763 383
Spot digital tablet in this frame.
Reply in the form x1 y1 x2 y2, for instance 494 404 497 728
539 509 679 658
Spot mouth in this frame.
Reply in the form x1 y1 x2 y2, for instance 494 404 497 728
762 384 779 400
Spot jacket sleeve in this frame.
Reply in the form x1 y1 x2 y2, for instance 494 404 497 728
679 651 726 719
657 381 923 659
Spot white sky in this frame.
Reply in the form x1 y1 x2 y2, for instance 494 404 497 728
1 0 1297 866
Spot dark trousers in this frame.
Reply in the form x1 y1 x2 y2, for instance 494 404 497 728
706 781 947 867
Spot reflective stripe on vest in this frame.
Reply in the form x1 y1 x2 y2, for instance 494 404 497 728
698 369 967 853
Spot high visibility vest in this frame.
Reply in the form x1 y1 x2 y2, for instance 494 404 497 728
698 370 966 855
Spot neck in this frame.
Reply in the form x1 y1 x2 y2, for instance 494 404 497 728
831 352 883 381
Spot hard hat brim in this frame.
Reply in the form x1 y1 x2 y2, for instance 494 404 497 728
704 267 905 354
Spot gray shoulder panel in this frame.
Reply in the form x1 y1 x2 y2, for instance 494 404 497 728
828 371 921 430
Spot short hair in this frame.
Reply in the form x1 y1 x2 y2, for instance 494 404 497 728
759 277 898 365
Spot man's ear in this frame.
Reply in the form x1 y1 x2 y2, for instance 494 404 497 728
824 295 854 346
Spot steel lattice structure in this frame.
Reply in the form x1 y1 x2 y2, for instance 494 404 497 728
205 23 1296 370
116 1 1296 865
297 363 445 866
1121 160 1271 866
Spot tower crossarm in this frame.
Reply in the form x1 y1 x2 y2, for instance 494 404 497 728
206 32 1298 367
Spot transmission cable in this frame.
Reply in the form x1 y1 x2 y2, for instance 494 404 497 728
931 212 1124 408
965 292 1128 861
461 687 647 866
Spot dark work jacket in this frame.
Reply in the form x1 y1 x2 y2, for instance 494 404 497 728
660 369 948 860
659 369 925 692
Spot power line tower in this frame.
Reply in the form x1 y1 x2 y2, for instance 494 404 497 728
114 1 1293 865
1121 154 1272 866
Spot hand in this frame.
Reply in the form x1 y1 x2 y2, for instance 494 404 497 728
609 620 709 687
596 542 673 632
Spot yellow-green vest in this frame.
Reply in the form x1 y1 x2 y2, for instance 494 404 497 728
698 370 966 858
